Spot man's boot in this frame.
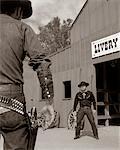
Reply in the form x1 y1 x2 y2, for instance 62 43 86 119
92 125 99 140
74 127 80 140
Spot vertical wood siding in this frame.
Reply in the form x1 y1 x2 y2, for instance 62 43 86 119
23 0 120 127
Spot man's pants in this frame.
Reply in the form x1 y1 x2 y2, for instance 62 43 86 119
0 85 29 150
75 107 98 138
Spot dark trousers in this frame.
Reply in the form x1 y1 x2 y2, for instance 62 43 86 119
0 86 29 150
75 107 98 137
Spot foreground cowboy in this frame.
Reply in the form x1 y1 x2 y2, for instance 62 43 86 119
0 0 53 149
73 81 99 140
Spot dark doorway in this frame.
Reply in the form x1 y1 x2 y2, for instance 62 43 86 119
95 59 120 126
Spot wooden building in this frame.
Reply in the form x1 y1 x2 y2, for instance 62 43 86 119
24 0 120 127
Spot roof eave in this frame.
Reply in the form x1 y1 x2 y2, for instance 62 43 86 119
70 0 88 30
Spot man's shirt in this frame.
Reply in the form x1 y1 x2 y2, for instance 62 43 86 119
73 91 96 111
0 14 46 85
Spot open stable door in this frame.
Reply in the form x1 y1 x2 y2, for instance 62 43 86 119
95 59 120 126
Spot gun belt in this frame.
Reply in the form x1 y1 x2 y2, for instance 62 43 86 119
0 95 24 115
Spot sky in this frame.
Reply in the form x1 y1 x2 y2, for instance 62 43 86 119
24 0 86 33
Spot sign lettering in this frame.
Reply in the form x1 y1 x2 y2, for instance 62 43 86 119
91 32 120 58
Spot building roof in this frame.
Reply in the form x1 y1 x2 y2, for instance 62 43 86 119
48 45 71 58
70 0 88 30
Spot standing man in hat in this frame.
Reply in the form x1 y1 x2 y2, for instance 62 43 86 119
73 81 99 140
0 0 54 150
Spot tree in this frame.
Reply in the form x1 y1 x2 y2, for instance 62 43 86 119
38 17 72 54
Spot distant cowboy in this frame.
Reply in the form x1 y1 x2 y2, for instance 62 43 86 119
73 81 99 140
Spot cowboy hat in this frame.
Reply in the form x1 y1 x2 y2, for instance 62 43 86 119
78 81 89 87
0 0 32 19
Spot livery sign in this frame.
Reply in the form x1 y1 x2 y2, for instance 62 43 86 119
91 32 120 58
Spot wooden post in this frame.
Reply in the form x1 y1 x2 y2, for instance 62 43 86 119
103 63 110 126
104 92 109 126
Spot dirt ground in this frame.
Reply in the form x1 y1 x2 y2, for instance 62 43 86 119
0 126 120 150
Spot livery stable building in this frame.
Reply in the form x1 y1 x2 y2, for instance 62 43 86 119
23 0 120 128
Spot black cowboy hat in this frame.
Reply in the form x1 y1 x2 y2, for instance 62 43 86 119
78 81 89 87
0 0 33 19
